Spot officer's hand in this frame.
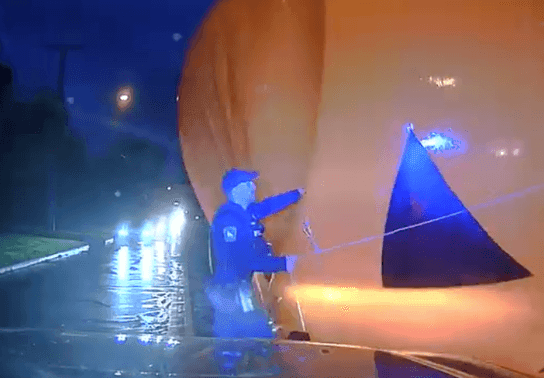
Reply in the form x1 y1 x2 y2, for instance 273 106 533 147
297 188 305 196
285 255 298 274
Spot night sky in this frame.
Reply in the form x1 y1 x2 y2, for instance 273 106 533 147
0 0 214 180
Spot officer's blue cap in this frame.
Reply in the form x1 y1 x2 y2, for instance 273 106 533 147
221 168 259 195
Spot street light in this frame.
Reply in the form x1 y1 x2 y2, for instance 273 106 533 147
116 86 133 112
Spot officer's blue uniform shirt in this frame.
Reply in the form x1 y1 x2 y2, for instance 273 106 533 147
210 189 302 284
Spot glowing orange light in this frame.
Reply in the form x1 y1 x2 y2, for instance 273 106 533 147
116 86 134 112
284 285 535 341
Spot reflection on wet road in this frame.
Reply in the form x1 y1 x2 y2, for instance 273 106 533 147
0 219 215 376
95 241 188 340
0 235 190 342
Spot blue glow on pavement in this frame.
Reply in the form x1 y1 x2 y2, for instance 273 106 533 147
116 246 129 281
169 209 185 240
155 216 167 241
114 334 127 345
166 338 180 348
140 246 154 282
137 334 153 346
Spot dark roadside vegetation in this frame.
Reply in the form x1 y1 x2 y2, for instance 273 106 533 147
0 234 85 268
0 61 185 236
0 58 213 338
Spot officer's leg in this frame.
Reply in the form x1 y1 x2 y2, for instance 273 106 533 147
237 307 283 374
192 290 214 337
213 310 245 376
244 309 285 375
242 307 274 339
212 308 273 374
187 224 215 337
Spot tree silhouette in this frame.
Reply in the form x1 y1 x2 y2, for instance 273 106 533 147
105 137 168 188
0 62 14 229
1 77 92 230
0 62 15 152
29 87 68 137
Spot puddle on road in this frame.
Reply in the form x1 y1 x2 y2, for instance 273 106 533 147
96 241 188 338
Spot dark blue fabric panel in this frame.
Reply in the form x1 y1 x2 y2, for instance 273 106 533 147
382 130 532 288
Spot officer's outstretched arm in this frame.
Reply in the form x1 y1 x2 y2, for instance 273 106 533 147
251 189 302 220
249 254 287 274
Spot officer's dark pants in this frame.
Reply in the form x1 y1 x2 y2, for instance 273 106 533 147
206 281 277 374
214 306 273 338
206 280 274 337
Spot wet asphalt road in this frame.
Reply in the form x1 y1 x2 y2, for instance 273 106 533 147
0 226 209 377
0 237 188 336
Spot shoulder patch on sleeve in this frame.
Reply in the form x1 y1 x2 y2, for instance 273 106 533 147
223 226 237 242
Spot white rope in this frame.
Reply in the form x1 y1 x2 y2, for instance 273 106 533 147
304 182 544 255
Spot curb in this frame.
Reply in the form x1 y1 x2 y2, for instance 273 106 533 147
5 227 115 246
0 244 90 275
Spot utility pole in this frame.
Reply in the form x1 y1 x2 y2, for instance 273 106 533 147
46 43 83 106
44 43 83 231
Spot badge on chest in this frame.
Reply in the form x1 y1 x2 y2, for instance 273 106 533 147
223 226 237 242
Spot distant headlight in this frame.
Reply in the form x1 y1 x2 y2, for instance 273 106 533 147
141 222 154 239
118 227 129 237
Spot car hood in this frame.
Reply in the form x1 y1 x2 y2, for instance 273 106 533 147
0 330 539 378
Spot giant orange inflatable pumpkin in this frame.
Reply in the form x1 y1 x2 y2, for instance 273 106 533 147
178 1 544 375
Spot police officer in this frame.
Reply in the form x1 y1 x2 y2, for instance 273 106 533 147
207 168 303 374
